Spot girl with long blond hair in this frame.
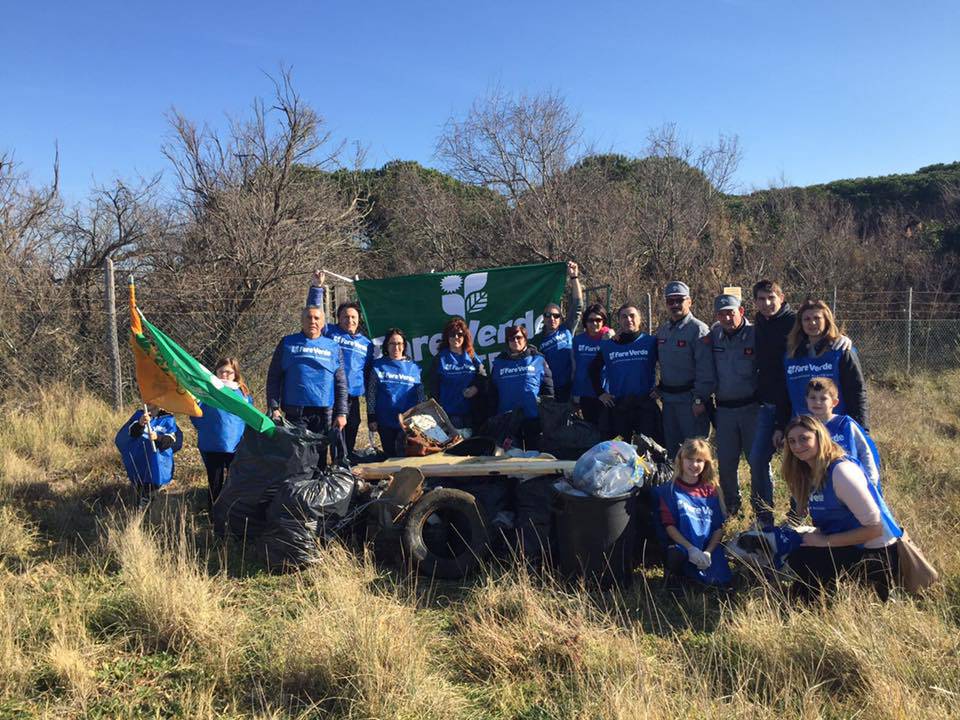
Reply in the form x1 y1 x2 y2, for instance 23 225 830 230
656 438 732 588
781 414 900 601
783 299 868 429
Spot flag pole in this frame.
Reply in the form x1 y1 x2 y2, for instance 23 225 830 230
142 403 158 454
322 268 356 283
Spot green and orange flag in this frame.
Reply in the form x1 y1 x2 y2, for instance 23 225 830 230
128 280 275 434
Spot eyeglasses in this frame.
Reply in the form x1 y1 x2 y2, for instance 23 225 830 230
543 312 561 319
450 331 465 338
386 341 404 348
665 297 686 306
507 335 524 343
586 317 603 324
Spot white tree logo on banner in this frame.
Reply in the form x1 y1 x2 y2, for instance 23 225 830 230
440 272 488 317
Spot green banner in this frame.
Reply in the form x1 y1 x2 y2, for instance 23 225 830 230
354 262 567 371
140 313 276 435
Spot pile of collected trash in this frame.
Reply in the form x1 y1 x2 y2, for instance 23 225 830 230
213 422 354 569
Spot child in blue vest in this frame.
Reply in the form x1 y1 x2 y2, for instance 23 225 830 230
367 328 425 456
115 404 183 509
190 357 255 514
657 438 732 588
805 377 880 490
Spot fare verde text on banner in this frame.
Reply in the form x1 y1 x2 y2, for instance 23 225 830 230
354 262 567 371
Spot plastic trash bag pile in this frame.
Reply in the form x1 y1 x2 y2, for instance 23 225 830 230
214 422 354 569
568 440 646 498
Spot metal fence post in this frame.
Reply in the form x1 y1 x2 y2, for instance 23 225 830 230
832 286 838 317
103 258 123 411
646 292 652 333
906 287 913 375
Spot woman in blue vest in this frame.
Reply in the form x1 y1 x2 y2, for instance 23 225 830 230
534 261 584 402
489 324 554 450
782 414 900 601
430 317 486 430
783 299 869 429
571 303 615 424
190 357 254 515
367 328 425 456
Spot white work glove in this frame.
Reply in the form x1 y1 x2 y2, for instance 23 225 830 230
688 548 711 570
832 335 853 352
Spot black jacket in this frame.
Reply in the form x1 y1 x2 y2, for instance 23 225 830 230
754 303 796 429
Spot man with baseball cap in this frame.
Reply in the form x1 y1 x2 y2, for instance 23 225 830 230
710 293 759 518
655 281 715 457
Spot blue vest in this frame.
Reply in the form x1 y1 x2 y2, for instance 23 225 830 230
657 481 732 585
600 334 657 397
785 348 844 417
278 333 340 408
571 333 604 398
324 324 372 397
826 414 881 479
436 349 480 418
538 327 574 390
373 358 422 429
809 458 900 543
190 388 252 453
491 353 546 419
114 411 182 487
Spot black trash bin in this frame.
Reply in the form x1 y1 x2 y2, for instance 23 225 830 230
552 484 638 589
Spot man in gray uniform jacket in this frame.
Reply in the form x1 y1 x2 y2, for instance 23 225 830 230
655 281 715 457
710 294 759 518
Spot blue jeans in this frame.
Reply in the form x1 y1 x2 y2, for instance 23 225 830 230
747 403 777 525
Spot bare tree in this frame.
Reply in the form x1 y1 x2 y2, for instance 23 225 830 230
437 89 586 261
154 68 366 366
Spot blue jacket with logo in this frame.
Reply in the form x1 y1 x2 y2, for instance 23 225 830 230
431 348 484 418
266 332 349 415
367 357 425 429
591 332 657 398
306 285 374 397
784 337 868 428
489 346 554 419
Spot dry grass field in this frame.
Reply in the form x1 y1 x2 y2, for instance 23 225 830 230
0 374 958 719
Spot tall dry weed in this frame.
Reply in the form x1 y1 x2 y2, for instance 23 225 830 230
108 510 240 677
267 544 467 720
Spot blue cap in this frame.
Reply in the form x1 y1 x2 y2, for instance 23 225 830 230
714 294 741 313
664 281 690 298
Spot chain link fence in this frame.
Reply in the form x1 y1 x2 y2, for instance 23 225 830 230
80 273 960 410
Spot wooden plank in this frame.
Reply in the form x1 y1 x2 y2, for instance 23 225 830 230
354 454 575 480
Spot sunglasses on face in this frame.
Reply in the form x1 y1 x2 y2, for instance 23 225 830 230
451 331 464 338
543 312 561 319
507 335 524 343
666 297 686 306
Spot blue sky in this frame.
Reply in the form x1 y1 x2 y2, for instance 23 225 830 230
3 0 958 202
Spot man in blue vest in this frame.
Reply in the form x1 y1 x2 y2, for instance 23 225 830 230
534 261 584 402
266 302 348 465
307 271 374 455
588 303 662 444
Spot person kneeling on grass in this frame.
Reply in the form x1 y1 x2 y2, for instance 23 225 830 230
657 438 732 589
782 414 900 602
115 404 183 509
805 376 881 490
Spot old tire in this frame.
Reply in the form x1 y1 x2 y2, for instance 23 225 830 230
402 488 488 579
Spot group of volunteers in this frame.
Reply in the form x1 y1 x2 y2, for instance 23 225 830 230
116 263 905 601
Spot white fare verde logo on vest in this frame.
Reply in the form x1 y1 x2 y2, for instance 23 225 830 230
786 360 835 376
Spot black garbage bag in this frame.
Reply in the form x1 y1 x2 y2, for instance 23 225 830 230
213 421 326 539
261 466 356 569
538 399 607 461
